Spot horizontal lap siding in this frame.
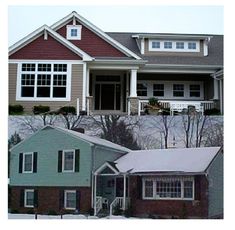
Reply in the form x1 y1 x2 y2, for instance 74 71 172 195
9 35 81 60
8 63 83 113
56 20 126 57
10 186 91 214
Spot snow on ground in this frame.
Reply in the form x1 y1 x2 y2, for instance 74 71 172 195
8 213 135 219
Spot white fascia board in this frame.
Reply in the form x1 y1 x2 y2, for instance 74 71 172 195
9 25 93 61
144 64 223 70
132 34 213 41
94 162 119 175
51 12 142 60
92 59 147 64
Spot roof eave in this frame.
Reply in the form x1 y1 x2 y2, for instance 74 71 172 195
132 34 213 40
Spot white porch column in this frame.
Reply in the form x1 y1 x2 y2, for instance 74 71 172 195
82 63 87 111
219 80 223 114
94 174 97 215
123 174 126 210
86 67 90 97
130 69 137 97
213 78 219 100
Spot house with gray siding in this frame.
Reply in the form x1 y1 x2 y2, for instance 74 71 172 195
9 125 223 218
8 11 223 115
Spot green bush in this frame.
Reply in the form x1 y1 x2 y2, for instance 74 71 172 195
33 105 50 114
10 209 19 214
9 104 24 115
58 106 76 115
148 97 159 106
204 108 220 115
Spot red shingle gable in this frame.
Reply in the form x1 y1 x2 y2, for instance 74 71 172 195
9 34 82 60
56 21 127 57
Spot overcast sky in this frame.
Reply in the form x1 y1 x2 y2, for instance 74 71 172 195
8 5 223 46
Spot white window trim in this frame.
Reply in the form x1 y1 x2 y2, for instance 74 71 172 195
24 189 34 208
149 40 200 52
142 177 195 201
23 152 34 173
137 80 204 100
64 190 76 210
66 25 82 40
62 149 75 173
16 62 72 102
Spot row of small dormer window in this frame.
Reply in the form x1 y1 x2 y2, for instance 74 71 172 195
149 40 200 52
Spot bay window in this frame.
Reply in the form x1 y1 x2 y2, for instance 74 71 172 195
17 62 71 101
143 177 194 200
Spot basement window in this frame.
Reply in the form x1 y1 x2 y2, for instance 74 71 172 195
66 25 82 40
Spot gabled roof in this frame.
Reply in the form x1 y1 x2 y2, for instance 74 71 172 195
52 126 130 153
9 25 93 61
115 147 221 174
50 11 142 60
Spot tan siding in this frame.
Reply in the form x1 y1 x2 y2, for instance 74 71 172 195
144 39 204 57
8 63 83 113
9 63 18 104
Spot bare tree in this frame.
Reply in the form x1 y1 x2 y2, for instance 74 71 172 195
58 114 84 130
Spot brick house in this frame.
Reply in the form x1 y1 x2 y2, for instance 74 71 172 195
9 125 223 218
9 11 223 115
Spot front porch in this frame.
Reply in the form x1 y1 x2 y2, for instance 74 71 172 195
82 66 220 115
93 163 130 216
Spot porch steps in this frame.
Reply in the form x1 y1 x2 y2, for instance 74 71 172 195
97 208 109 218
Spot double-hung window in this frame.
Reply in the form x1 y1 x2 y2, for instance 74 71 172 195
173 84 184 97
18 63 70 101
137 83 148 96
188 42 197 50
164 41 172 49
66 25 82 40
63 150 75 172
64 190 76 210
24 189 34 208
189 84 201 97
153 84 164 97
23 152 33 173
176 42 184 49
152 41 160 49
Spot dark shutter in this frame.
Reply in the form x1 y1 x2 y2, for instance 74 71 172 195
137 176 142 200
75 149 80 172
20 189 24 207
194 175 201 200
33 152 38 173
58 151 63 173
76 190 80 211
59 190 64 210
34 189 38 208
19 153 23 173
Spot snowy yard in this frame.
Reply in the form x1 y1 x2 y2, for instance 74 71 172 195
8 213 134 219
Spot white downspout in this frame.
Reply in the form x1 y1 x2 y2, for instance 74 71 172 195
82 62 87 111
123 174 126 210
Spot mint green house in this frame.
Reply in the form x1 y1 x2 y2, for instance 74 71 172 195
9 125 129 214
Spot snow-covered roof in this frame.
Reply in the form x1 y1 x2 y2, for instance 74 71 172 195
53 126 130 153
115 147 221 174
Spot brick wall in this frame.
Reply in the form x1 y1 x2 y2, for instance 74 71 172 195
10 186 91 215
128 175 209 218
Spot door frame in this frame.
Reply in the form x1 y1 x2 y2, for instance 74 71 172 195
92 72 124 111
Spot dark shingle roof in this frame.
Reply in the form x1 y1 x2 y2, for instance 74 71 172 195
107 32 223 66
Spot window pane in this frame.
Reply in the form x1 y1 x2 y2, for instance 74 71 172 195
153 84 164 97
66 192 76 209
173 84 184 97
64 151 74 171
37 87 50 97
145 180 153 197
152 41 160 48
53 87 66 98
164 42 172 49
24 154 32 172
71 29 78 37
21 87 34 97
137 83 147 96
54 64 67 72
176 42 184 49
184 181 193 198
22 63 35 71
38 64 51 72
26 191 34 206
190 84 200 97
156 180 181 198
188 42 196 50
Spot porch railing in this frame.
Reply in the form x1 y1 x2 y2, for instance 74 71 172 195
95 196 103 215
138 99 216 116
109 197 130 216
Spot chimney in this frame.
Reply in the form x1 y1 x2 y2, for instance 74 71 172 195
71 127 85 134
